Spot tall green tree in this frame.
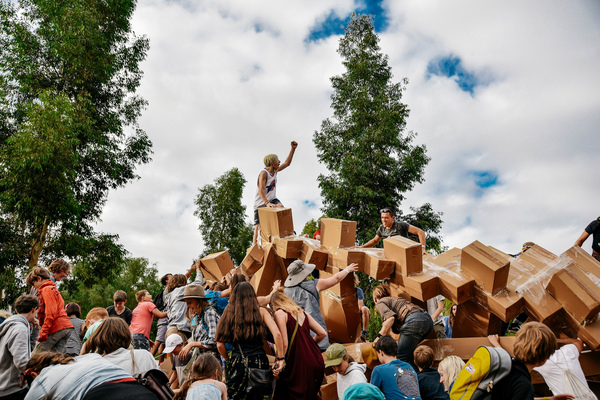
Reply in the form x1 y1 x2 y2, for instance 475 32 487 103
313 14 443 251
0 0 152 270
194 168 253 265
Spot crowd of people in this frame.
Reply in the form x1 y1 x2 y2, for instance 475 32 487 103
1 255 595 400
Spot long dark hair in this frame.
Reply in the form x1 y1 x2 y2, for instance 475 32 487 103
449 303 457 327
215 282 264 343
174 353 222 400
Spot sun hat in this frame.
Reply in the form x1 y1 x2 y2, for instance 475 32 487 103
163 334 183 354
342 383 385 400
324 343 348 368
178 284 209 301
284 260 316 287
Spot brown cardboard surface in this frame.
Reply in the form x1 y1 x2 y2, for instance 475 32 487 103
320 374 338 400
546 268 600 324
319 269 356 298
383 235 423 276
461 240 510 296
362 248 396 280
518 244 558 269
328 248 366 270
509 257 563 324
400 270 439 302
436 264 475 305
429 247 462 268
273 235 303 259
241 243 264 276
251 244 287 296
562 246 600 279
563 311 600 350
320 290 361 344
474 285 523 322
452 299 502 337
300 238 329 270
320 218 357 249
201 251 235 281
257 207 294 243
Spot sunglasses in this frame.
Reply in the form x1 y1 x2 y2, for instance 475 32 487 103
379 208 395 216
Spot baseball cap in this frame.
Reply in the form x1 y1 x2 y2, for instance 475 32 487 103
324 343 347 368
163 334 183 354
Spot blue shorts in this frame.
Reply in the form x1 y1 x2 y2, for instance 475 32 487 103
253 198 281 225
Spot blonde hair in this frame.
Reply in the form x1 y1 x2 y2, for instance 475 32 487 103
263 154 279 167
513 321 557 366
269 290 303 318
438 356 465 391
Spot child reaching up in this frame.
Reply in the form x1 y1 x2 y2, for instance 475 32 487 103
174 353 226 400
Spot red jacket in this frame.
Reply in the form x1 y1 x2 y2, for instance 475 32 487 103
37 280 73 341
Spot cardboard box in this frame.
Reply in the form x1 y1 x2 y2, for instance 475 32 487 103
384 236 423 276
562 246 600 280
250 244 287 296
362 248 396 280
201 251 235 280
320 290 361 344
546 268 600 324
400 271 439 302
300 238 329 270
436 264 475 305
273 235 303 259
429 247 462 268
319 269 356 298
320 218 357 249
518 244 558 269
452 299 503 338
320 374 338 400
474 286 523 322
461 240 510 295
328 248 366 270
241 244 264 277
257 207 294 243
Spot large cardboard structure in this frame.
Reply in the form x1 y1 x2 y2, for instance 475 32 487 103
201 212 600 352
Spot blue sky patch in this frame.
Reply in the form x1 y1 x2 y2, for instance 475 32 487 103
306 0 388 42
426 55 489 94
469 170 499 198
303 200 317 208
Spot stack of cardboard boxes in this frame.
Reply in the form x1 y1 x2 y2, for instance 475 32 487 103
196 208 600 397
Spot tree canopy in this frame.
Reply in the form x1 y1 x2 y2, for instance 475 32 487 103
194 168 253 265
313 14 443 251
0 0 152 284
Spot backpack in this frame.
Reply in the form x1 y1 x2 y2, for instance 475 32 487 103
450 346 512 400
549 349 597 400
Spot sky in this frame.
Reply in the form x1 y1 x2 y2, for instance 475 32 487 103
93 0 600 277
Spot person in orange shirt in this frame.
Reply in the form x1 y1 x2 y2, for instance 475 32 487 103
26 267 74 353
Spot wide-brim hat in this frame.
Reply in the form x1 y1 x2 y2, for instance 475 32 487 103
284 260 316 287
178 284 209 301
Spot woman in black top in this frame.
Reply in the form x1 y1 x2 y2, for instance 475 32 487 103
575 216 600 261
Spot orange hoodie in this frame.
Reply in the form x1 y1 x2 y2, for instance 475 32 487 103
37 280 73 341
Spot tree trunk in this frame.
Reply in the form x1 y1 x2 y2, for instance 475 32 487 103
28 220 49 269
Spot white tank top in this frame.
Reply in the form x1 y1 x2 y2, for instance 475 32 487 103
254 168 277 209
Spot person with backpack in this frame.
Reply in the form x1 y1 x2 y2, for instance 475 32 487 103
463 327 574 400
533 338 595 399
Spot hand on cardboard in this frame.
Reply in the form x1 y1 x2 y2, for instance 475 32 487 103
345 263 359 274
272 280 281 292
487 334 501 348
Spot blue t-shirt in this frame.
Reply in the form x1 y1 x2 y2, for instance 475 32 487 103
204 290 228 315
356 287 364 301
371 360 422 400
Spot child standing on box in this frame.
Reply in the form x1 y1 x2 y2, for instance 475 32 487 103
252 140 298 245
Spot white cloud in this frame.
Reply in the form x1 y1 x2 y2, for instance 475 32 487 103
94 0 600 277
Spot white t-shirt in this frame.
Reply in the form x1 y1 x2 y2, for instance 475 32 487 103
336 362 367 399
533 344 589 395
102 347 159 376
254 169 277 209
427 295 445 326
